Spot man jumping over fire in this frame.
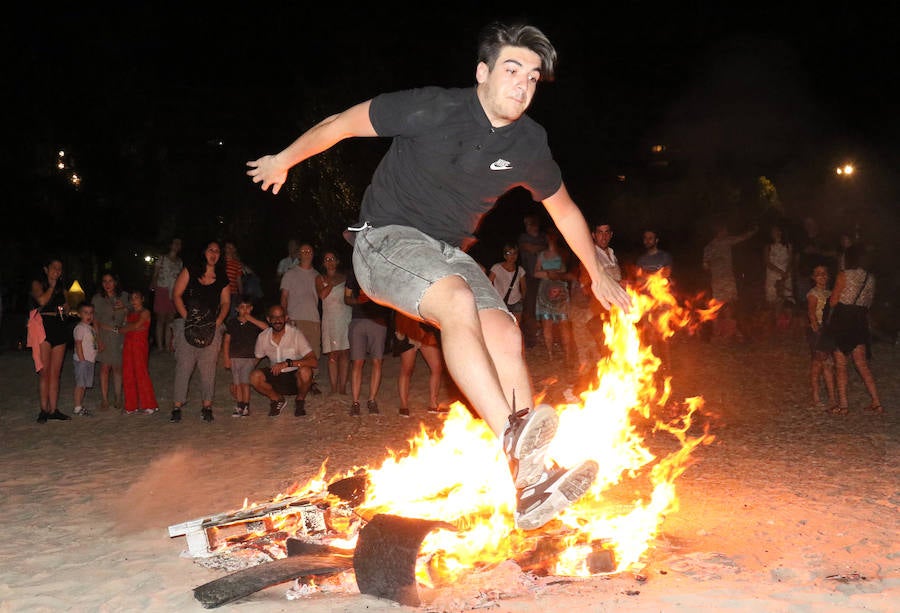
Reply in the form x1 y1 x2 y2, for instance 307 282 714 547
247 22 630 530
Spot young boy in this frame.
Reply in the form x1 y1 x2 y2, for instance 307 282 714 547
223 295 268 416
73 301 98 416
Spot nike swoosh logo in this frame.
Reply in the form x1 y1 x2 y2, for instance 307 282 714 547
490 159 513 171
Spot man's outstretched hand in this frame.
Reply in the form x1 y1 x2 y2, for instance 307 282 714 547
246 155 287 195
591 272 631 313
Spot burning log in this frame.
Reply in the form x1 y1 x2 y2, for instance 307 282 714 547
189 514 454 608
353 513 455 607
193 550 353 608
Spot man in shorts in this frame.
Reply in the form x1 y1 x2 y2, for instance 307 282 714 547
247 22 630 530
249 304 318 417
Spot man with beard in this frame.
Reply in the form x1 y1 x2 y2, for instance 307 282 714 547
249 304 318 417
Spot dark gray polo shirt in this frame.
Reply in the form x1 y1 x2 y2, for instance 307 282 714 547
361 86 562 248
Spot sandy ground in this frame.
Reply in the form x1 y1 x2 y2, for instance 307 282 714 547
0 326 897 612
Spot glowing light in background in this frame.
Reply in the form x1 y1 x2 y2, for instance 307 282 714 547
835 163 855 176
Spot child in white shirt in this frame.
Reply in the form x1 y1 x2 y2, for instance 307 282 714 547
73 302 98 416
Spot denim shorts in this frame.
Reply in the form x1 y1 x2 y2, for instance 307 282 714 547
74 360 95 388
351 225 509 319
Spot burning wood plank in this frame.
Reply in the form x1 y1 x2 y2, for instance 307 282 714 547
189 515 452 608
167 495 327 557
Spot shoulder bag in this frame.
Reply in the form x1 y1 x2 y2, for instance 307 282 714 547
503 267 520 306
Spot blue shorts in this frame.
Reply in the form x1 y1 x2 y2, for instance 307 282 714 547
74 360 95 388
351 225 510 320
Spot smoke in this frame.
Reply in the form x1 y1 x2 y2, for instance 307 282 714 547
109 448 223 535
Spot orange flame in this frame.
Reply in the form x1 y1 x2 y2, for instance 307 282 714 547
226 272 716 583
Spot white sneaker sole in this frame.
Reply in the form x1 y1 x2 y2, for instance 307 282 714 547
515 460 598 531
508 404 559 489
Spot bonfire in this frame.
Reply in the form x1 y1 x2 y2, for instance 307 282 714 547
170 273 719 607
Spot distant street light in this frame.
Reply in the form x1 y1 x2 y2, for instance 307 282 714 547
835 163 855 176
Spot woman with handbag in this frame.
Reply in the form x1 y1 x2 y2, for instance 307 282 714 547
827 244 882 415
170 240 231 422
488 243 527 327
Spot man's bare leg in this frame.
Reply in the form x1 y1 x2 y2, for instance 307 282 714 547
479 308 534 414
419 275 598 531
418 276 524 436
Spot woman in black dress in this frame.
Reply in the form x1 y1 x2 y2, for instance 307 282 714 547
30 257 73 423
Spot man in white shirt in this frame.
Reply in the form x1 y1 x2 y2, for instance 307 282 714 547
591 222 622 284
581 222 624 354
249 305 318 417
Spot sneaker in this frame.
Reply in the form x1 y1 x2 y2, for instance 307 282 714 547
269 397 287 417
367 399 379 414
294 398 306 417
503 404 559 490
232 406 243 418
47 410 72 421
74 407 84 415
79 409 94 417
36 411 49 424
515 460 599 531
142 408 158 415
240 405 250 417
201 407 214 422
170 408 182 422
350 401 361 416
399 407 410 418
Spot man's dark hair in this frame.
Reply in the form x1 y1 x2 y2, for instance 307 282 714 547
478 22 557 82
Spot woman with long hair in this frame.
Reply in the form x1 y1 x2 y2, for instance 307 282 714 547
316 249 352 395
92 271 128 409
828 244 882 415
170 239 230 422
30 257 73 422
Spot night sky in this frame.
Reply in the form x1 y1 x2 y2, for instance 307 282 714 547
9 3 898 300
